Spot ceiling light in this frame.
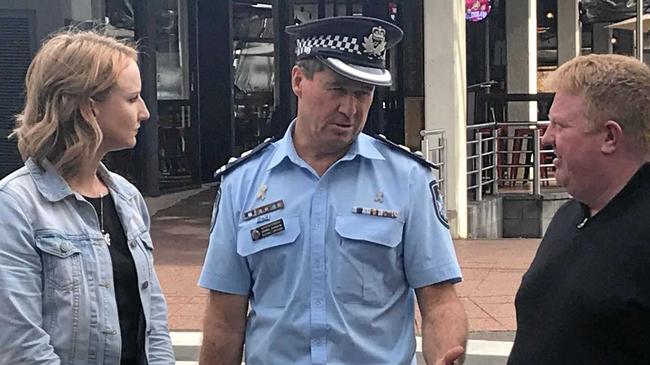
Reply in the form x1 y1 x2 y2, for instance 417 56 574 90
252 3 272 9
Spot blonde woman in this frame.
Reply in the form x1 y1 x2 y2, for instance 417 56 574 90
0 31 174 364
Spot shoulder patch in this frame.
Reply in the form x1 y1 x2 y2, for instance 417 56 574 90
371 134 439 170
213 138 276 180
429 180 449 229
209 185 222 234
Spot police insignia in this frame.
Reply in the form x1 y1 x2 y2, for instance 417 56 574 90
429 180 449 228
362 26 387 58
243 200 285 221
352 206 399 219
209 186 222 234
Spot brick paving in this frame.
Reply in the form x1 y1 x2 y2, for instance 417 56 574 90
150 189 539 332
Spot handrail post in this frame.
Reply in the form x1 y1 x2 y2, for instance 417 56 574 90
441 132 447 197
476 130 483 201
492 125 499 195
533 126 541 196
422 137 430 162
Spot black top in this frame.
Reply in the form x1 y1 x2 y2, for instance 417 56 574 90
508 164 650 365
86 194 146 365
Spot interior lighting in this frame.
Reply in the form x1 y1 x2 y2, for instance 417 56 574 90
252 3 272 9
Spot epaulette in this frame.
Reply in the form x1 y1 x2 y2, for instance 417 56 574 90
213 138 276 180
371 134 439 170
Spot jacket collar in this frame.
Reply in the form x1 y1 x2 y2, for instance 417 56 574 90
26 158 136 202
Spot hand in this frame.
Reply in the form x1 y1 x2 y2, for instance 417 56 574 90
434 345 465 365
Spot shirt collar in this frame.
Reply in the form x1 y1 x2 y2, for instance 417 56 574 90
267 120 384 171
26 158 136 202
608 162 650 202
579 162 650 218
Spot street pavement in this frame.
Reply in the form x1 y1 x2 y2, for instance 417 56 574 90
148 188 539 364
169 331 515 364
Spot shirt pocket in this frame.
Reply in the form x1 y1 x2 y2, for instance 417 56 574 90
236 216 301 307
334 214 406 306
35 235 83 291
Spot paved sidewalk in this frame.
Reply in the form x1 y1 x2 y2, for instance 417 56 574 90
151 189 540 332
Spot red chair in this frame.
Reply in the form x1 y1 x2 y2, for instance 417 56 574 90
509 128 534 186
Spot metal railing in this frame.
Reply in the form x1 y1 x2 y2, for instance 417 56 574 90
420 121 558 202
466 122 498 201
420 128 446 197
495 121 556 197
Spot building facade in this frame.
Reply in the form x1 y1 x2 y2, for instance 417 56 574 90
1 0 647 236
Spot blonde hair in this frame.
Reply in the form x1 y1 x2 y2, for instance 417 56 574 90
12 30 138 178
546 54 650 152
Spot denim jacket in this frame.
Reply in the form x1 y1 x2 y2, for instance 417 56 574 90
0 159 175 364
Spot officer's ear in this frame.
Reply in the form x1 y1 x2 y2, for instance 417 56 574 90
601 119 623 155
291 65 305 97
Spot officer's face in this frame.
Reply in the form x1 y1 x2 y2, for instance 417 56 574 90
292 66 374 154
543 92 607 201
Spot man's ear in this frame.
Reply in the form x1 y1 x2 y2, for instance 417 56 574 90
291 66 304 97
601 120 623 154
79 98 97 122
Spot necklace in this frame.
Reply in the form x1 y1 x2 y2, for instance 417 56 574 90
99 192 111 246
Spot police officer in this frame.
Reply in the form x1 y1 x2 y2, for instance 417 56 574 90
199 16 467 365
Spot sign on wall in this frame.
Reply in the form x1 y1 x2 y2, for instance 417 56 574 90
466 0 492 22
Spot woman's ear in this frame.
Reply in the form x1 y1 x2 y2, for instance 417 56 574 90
601 120 623 155
79 98 97 122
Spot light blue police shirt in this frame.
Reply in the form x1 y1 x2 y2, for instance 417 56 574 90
199 123 462 365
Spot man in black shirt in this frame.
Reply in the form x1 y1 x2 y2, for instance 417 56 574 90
508 54 650 364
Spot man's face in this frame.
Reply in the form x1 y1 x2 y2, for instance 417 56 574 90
292 65 375 155
543 92 606 200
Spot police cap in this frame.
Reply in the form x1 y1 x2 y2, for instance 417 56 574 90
285 16 403 86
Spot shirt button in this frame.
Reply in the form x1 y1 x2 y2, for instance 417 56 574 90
315 298 323 306
129 241 137 249
141 281 149 289
100 281 111 288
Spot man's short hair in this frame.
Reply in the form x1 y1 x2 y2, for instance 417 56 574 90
295 58 327 80
546 54 650 152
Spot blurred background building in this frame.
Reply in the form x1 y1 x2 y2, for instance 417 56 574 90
1 0 648 237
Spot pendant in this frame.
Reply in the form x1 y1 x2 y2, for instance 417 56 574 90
102 231 111 246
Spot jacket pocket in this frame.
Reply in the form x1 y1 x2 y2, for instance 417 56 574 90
35 234 82 291
334 214 406 305
236 216 301 307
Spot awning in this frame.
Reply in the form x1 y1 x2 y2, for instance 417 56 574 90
606 13 650 31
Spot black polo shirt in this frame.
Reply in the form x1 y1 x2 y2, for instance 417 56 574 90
508 163 650 365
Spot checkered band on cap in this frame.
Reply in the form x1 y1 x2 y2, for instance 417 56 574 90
295 34 384 60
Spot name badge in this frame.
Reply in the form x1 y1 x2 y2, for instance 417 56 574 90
352 206 399 219
251 219 285 241
243 200 285 221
